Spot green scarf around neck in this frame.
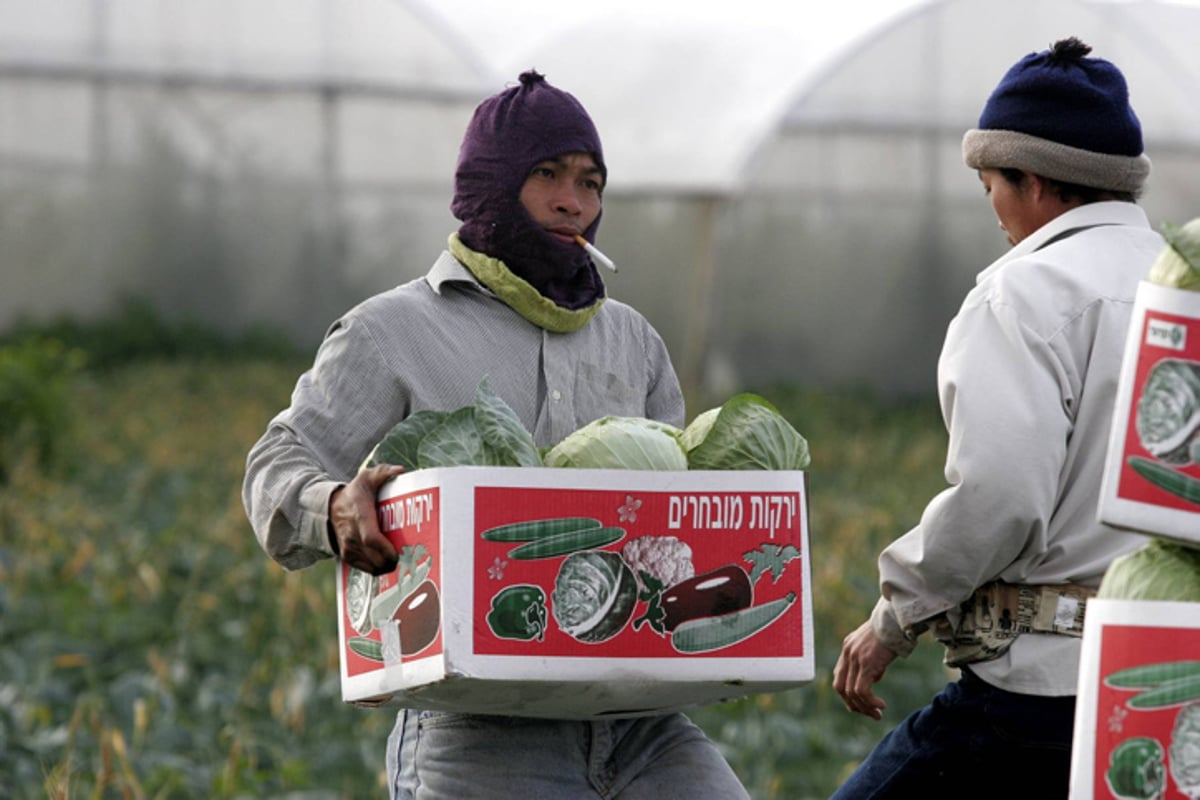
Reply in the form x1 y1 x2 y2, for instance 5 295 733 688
449 233 604 333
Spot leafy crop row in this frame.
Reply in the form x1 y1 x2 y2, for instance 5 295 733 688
0 349 949 798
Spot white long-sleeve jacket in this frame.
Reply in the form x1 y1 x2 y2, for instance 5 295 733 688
870 201 1164 695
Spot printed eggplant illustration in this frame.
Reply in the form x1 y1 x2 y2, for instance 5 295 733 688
487 584 548 641
345 544 438 660
391 579 440 656
660 565 753 632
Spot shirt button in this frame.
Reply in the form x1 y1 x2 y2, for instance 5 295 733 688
551 389 562 402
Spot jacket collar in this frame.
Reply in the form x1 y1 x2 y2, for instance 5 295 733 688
977 201 1150 284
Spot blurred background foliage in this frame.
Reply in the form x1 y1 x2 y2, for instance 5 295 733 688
0 307 950 799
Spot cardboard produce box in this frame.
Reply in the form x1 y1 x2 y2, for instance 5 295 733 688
335 466 813 719
1069 599 1200 800
1100 281 1200 545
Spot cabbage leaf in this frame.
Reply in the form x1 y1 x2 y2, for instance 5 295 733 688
683 393 810 471
1098 538 1200 602
1149 218 1200 291
366 376 540 470
542 416 687 470
367 409 448 469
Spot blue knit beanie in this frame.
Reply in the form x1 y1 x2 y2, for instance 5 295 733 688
963 38 1150 193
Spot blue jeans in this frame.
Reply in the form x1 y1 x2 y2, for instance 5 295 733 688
386 709 749 800
830 667 1076 800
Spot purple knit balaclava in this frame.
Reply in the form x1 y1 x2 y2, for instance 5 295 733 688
452 71 606 310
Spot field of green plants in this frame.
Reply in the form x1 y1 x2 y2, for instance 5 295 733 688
0 311 951 799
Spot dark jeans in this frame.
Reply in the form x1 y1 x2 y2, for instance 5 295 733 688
829 667 1076 800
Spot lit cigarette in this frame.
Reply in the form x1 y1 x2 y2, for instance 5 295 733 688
574 235 618 273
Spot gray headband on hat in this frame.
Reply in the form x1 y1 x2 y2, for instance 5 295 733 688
962 129 1151 193
964 38 1150 194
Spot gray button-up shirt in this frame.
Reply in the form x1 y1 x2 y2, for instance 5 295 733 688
243 251 684 571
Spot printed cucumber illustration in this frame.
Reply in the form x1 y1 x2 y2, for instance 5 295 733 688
1106 660 1200 710
348 637 384 662
671 592 796 654
1128 674 1200 710
480 517 603 542
1106 660 1200 689
1128 456 1200 505
507 526 625 560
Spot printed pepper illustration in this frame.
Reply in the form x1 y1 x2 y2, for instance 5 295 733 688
487 584 548 641
1104 736 1165 800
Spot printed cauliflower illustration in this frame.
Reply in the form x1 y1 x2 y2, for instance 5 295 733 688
621 535 695 593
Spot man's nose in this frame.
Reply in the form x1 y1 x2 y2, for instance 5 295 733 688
552 182 583 215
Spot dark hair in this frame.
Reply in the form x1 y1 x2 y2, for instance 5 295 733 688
997 167 1138 203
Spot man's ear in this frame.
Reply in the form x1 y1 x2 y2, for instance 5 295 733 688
1024 172 1046 201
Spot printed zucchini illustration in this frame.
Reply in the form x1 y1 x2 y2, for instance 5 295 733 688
1128 456 1200 505
480 517 603 542
507 526 626 560
671 592 796 654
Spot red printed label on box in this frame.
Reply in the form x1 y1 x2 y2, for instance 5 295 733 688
1090 623 1200 800
341 486 442 677
1115 308 1200 510
472 485 806 658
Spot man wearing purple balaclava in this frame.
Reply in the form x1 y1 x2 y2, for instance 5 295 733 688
243 72 751 799
452 70 607 316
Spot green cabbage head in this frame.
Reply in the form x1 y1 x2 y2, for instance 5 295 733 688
1098 538 1200 601
542 416 686 470
1149 217 1200 291
681 393 810 471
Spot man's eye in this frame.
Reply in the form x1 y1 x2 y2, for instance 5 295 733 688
532 166 555 179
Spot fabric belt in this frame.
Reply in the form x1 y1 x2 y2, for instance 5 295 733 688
940 582 1096 668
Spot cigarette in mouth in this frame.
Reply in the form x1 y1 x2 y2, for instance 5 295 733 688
574 235 618 273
